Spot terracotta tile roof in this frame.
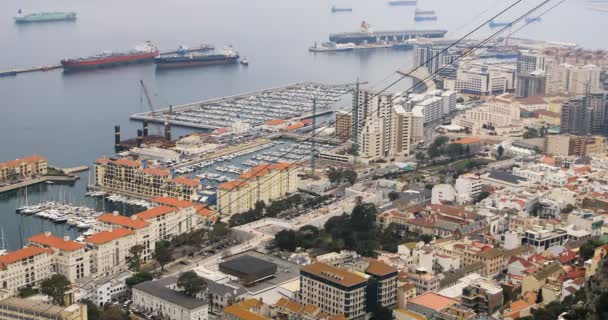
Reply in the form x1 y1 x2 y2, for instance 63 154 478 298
0 247 52 267
408 292 458 311
365 258 397 276
302 262 367 287
135 206 176 220
95 157 111 165
264 119 286 126
172 176 200 187
219 180 249 191
0 155 47 169
114 158 141 167
454 137 481 145
275 298 305 313
195 205 217 222
239 162 293 180
518 96 547 105
86 228 134 245
327 315 347 320
223 305 270 320
152 197 193 208
97 213 149 229
28 233 84 252
534 109 560 118
143 167 170 177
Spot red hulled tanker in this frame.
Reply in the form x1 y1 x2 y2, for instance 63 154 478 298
61 41 159 70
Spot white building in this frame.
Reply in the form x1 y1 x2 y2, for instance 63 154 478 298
545 63 602 95
455 173 483 204
432 184 456 205
28 232 91 282
0 247 53 295
133 276 209 320
445 63 516 96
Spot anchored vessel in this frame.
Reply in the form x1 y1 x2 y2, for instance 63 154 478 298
14 10 77 23
331 6 353 12
154 47 239 68
488 20 512 28
389 0 417 6
61 42 158 70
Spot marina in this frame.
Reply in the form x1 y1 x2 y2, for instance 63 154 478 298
130 82 352 130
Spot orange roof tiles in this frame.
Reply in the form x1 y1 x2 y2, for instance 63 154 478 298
96 158 111 165
408 292 458 311
0 247 52 267
219 180 249 191
86 228 134 245
302 262 367 287
195 205 217 222
143 167 170 177
114 158 141 168
0 155 47 169
152 197 194 208
286 122 305 131
97 213 149 229
223 305 270 320
28 233 84 252
454 137 481 145
518 96 547 105
135 206 176 220
172 176 200 187
264 119 286 126
365 258 397 276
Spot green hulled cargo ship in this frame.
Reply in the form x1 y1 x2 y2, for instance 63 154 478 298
14 10 77 23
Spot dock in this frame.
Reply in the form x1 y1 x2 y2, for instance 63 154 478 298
130 82 353 130
0 175 78 194
62 166 89 174
0 65 62 77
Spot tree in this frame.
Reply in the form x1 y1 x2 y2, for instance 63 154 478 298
562 204 575 214
210 221 230 240
177 271 207 297
445 143 464 158
126 244 144 271
420 234 433 244
40 274 70 305
373 303 393 320
456 97 465 103
475 191 491 203
125 271 154 287
497 145 504 159
388 191 400 201
154 240 173 271
100 305 129 320
274 230 298 251
416 152 426 162
81 299 101 320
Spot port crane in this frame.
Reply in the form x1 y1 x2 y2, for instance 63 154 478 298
139 80 163 135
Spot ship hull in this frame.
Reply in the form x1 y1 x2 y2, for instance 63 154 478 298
15 17 76 23
61 52 159 70
15 12 77 23
154 56 239 68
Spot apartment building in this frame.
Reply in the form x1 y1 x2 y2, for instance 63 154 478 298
0 247 53 295
523 225 569 253
0 155 48 181
335 110 353 141
445 63 516 96
461 278 504 315
28 232 90 282
133 276 209 320
217 163 299 215
0 297 87 320
364 259 398 308
461 247 504 277
300 262 368 320
94 157 201 200
452 102 521 135
407 269 441 293
545 62 601 95
454 173 482 204
85 228 136 277
403 90 457 124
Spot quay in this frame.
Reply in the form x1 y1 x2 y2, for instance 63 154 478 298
174 138 273 169
61 166 89 174
329 29 447 44
0 175 78 194
0 65 62 77
130 82 352 130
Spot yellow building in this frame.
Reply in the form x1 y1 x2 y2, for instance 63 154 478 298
224 299 271 320
0 155 47 181
217 163 299 215
0 297 87 320
94 157 201 200
0 247 54 295
521 263 563 295
85 228 136 277
461 247 503 277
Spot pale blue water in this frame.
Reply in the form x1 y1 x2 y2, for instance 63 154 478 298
0 0 605 249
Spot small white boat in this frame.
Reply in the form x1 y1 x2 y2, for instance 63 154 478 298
240 58 249 66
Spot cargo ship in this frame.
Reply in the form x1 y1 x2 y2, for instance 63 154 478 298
331 6 353 12
14 10 76 23
61 42 158 70
309 42 355 52
415 8 436 14
415 15 438 21
389 0 417 6
154 47 239 68
488 20 511 28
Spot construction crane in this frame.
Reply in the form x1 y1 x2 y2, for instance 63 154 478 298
140 80 162 135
